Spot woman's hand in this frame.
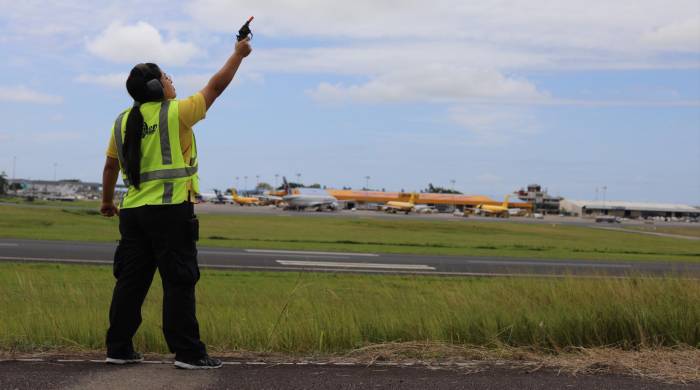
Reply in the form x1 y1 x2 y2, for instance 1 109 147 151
100 202 119 217
234 38 252 58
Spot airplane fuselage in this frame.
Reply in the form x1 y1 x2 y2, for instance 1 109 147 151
234 196 260 206
475 205 509 217
283 194 338 211
384 201 414 213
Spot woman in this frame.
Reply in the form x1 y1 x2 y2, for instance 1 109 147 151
100 38 251 369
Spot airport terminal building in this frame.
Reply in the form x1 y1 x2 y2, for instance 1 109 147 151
560 200 700 220
6 178 110 201
514 184 562 214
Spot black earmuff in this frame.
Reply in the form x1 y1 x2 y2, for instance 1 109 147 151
145 78 164 100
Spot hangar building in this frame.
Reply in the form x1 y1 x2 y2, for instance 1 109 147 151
560 200 700 220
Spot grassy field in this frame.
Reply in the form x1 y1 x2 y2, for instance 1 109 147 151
0 263 697 354
0 197 101 208
622 225 700 239
1 202 699 262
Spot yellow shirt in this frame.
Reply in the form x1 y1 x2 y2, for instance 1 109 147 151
106 92 207 196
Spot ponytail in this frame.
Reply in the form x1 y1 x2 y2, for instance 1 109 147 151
123 103 143 189
123 63 164 190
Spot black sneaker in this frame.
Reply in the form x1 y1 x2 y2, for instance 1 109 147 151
174 355 223 370
106 351 144 364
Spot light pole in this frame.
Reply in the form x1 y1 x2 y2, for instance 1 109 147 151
602 185 607 207
255 175 260 189
274 174 279 190
244 176 248 191
296 173 301 186
365 176 370 190
235 176 240 190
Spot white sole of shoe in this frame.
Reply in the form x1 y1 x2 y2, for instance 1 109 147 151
105 357 144 364
174 361 222 369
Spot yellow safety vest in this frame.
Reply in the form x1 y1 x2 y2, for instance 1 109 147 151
112 100 199 208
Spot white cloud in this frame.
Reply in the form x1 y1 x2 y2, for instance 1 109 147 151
75 73 128 88
73 71 264 98
75 72 206 91
3 130 83 146
50 114 64 122
449 105 541 145
165 74 211 96
188 0 700 114
189 0 700 55
308 67 546 103
171 72 266 94
251 43 554 75
86 22 200 66
642 16 700 52
0 86 63 104
31 131 82 142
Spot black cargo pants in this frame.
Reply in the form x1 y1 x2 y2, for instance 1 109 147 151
106 201 206 361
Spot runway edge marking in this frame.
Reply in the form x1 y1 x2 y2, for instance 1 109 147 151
246 249 379 257
276 260 435 270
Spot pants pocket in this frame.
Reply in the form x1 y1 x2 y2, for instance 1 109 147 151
163 249 200 285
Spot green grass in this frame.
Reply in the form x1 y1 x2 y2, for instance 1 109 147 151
0 197 101 209
0 203 120 242
1 204 699 262
199 214 700 262
622 225 700 239
0 263 697 354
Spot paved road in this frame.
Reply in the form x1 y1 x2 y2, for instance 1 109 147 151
0 360 693 390
1 239 698 278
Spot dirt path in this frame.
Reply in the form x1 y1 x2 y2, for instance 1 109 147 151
1 360 695 390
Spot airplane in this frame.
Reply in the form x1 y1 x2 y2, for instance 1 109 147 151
257 192 284 206
281 177 338 211
197 191 222 203
212 189 233 204
474 195 510 217
383 193 419 214
230 188 260 206
414 204 437 214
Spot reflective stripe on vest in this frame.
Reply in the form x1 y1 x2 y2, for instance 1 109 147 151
112 100 198 208
159 100 172 165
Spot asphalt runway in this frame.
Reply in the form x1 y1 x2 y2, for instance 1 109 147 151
1 238 698 278
0 360 691 390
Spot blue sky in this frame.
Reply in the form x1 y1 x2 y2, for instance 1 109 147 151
0 1 698 203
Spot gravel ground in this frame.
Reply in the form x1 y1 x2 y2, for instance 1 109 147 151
0 360 696 390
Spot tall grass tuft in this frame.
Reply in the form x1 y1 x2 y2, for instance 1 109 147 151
0 263 698 354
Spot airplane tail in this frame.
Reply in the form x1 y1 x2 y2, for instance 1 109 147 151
502 195 510 208
282 177 290 195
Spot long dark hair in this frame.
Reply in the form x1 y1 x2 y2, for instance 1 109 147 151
123 63 164 189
